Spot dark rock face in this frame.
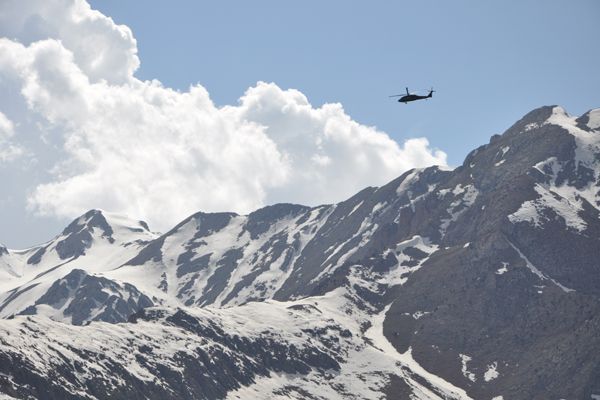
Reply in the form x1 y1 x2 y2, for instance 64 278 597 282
26 245 46 265
176 252 211 278
242 203 310 239
56 210 115 259
20 269 153 325
378 106 600 399
196 248 244 306
192 212 238 238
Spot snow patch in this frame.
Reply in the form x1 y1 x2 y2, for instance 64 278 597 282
484 362 499 382
496 263 508 275
372 201 386 214
508 184 587 232
586 109 600 130
494 146 510 166
524 122 540 132
439 185 479 235
348 200 364 216
412 311 430 320
382 236 438 286
459 354 476 382
396 169 421 195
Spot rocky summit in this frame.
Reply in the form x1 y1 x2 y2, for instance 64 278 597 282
0 106 599 399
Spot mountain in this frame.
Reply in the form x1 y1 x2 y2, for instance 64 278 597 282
0 210 158 322
0 105 599 399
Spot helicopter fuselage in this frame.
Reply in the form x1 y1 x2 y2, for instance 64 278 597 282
390 88 435 104
398 92 433 103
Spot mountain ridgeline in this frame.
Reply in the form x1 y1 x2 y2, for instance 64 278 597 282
0 106 599 400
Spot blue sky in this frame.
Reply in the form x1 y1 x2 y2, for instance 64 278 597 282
1 0 599 248
91 0 600 165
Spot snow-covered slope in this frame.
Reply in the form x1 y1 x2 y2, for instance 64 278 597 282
0 210 158 320
0 281 471 400
1 106 599 399
109 205 331 307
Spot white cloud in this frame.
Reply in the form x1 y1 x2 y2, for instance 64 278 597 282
0 0 447 231
0 0 138 84
0 111 23 163
233 83 447 206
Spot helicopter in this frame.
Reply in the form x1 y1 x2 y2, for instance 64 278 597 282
389 87 435 104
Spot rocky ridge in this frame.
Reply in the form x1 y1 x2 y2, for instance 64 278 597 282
0 106 599 399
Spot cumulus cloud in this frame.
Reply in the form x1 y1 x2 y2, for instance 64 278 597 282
0 111 23 163
233 84 446 206
0 0 138 84
0 0 447 230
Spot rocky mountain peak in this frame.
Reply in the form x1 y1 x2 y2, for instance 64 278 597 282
27 209 157 265
73 209 154 237
461 106 599 187
503 104 558 136
60 209 153 252
576 108 600 132
60 209 115 243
